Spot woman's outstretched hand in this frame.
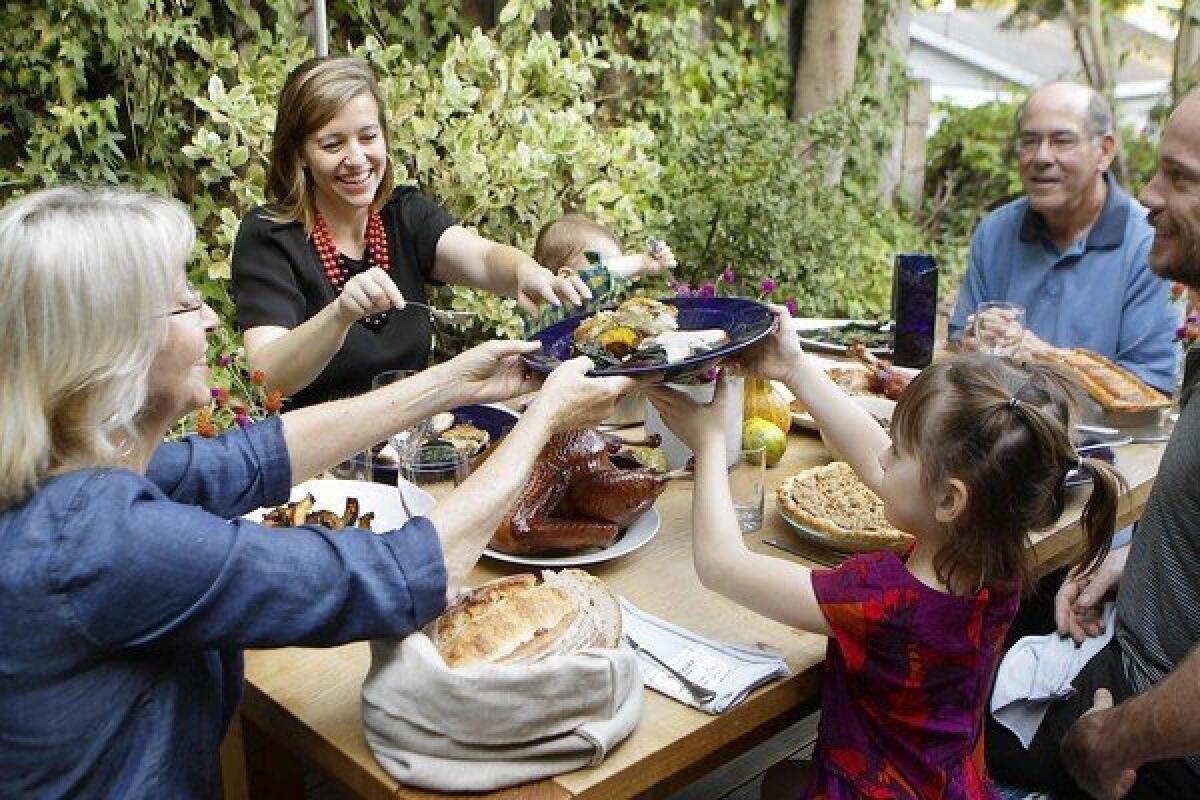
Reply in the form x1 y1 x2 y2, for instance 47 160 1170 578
530 356 644 432
335 267 407 321
438 340 545 405
515 261 591 315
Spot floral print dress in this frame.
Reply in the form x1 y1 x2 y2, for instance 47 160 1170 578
805 551 1018 800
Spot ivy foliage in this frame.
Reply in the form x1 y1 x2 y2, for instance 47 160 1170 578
3 0 922 346
918 99 1024 294
664 106 920 318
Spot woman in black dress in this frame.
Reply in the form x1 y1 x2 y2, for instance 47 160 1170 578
232 57 590 408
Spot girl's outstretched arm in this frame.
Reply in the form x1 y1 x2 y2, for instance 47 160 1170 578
735 306 891 496
647 379 830 636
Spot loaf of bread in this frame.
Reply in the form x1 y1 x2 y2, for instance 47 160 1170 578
430 570 622 669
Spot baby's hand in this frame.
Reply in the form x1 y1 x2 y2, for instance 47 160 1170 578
646 373 731 451
636 239 677 278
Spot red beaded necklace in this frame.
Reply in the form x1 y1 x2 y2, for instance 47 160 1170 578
311 211 391 329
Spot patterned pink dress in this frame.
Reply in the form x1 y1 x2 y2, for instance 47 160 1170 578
805 551 1018 799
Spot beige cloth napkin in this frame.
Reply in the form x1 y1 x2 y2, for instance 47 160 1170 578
361 634 643 791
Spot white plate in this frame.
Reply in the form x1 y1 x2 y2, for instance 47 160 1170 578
792 394 897 431
792 318 893 357
246 477 433 532
483 508 661 567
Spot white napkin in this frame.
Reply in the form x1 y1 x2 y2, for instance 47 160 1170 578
621 598 789 714
990 603 1117 748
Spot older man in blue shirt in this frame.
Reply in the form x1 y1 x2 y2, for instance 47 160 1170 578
949 82 1178 392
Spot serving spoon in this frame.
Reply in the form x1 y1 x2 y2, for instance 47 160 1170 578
401 301 475 327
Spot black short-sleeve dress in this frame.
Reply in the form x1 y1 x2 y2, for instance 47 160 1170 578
231 187 456 408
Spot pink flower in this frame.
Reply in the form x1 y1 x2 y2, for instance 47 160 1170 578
699 282 717 298
235 414 251 429
217 355 232 367
760 278 776 294
1176 324 1189 341
721 269 736 284
786 299 798 315
673 282 693 298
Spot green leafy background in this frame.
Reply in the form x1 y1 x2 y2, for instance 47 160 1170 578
2 0 1157 395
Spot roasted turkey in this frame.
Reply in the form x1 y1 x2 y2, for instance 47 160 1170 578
489 429 669 556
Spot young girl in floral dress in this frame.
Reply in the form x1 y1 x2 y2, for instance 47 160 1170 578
647 308 1124 800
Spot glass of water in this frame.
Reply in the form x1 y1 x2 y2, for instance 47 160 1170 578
396 437 471 487
973 302 1026 358
731 446 767 533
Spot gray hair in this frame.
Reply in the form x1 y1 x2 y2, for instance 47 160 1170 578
1016 86 1114 139
0 187 195 509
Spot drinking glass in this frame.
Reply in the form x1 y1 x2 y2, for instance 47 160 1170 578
396 438 471 487
362 370 421 483
328 453 373 482
973 302 1026 358
731 446 767 534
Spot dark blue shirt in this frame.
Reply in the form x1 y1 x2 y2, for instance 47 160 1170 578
949 174 1179 392
0 417 447 798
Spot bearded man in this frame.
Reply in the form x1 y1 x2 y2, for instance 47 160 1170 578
985 91 1200 800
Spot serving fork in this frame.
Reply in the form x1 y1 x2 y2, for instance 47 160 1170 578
625 633 717 704
402 301 475 327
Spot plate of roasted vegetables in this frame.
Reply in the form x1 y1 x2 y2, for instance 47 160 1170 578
248 478 428 534
794 319 894 358
521 296 776 379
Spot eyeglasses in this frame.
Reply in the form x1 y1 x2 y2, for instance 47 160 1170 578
166 282 206 316
1017 132 1094 155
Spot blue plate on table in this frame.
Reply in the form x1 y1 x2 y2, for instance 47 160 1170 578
353 403 520 482
1066 438 1117 488
521 296 776 380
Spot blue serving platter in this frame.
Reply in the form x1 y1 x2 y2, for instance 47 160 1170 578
356 403 520 481
521 296 776 379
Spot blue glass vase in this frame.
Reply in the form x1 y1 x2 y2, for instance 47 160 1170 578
891 254 938 368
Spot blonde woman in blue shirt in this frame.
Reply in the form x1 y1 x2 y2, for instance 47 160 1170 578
0 187 640 799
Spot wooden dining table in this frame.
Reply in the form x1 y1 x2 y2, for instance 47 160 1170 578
221 414 1168 800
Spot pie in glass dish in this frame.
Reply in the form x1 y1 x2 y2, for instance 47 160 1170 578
775 461 915 553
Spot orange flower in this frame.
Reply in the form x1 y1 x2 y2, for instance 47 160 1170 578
196 409 217 438
250 370 266 385
265 390 284 414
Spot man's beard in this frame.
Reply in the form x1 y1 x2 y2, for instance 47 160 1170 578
1148 211 1200 288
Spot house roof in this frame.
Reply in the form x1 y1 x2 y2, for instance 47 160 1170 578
910 8 1169 90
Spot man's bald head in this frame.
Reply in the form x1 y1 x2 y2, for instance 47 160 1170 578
1017 82 1114 140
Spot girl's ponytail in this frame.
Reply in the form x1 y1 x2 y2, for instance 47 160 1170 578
1074 456 1127 578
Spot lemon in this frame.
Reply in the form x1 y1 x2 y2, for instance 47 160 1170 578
742 418 788 467
624 445 669 473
